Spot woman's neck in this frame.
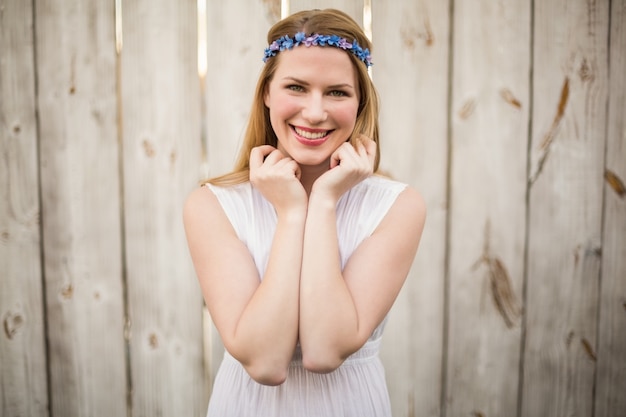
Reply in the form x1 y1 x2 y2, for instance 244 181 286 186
299 163 330 196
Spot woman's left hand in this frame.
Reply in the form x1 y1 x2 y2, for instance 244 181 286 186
312 135 376 202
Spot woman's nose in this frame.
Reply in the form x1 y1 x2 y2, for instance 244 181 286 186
301 94 327 124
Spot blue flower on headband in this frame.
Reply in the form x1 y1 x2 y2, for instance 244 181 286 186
294 32 307 43
263 32 373 67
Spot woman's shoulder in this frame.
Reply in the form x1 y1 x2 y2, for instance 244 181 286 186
352 174 414 203
363 173 406 189
183 182 258 244
183 185 220 223
184 181 240 211
361 174 426 220
336 174 425 237
184 182 253 217
204 181 252 195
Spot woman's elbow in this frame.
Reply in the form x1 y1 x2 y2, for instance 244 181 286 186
225 342 293 385
302 352 345 374
245 362 289 386
301 337 366 373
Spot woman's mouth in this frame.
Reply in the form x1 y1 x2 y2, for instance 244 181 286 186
292 126 332 145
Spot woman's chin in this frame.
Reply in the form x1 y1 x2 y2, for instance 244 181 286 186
293 156 331 169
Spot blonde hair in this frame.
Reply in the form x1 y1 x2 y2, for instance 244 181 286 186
204 8 380 186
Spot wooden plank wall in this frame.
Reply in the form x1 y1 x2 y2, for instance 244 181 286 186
596 1 626 415
446 0 529 415
0 1 48 416
34 0 127 416
1 0 625 416
524 0 610 415
121 0 206 415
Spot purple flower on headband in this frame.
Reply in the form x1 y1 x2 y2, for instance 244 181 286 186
263 39 281 61
338 38 352 49
303 34 318 47
262 31 373 67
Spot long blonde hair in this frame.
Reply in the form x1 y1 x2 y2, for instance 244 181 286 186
204 8 380 186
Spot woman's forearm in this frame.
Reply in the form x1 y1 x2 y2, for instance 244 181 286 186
298 193 363 373
230 211 305 384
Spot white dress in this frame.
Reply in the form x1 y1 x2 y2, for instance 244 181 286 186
205 175 407 417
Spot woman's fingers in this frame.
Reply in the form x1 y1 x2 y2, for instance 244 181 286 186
250 146 301 183
249 145 277 169
356 135 377 164
249 146 307 214
330 136 376 172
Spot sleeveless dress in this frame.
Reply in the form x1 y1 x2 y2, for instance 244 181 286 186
205 175 407 417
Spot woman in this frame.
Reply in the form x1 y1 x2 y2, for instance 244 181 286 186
184 8 426 417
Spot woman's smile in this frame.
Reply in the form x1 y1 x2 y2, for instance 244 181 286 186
292 125 334 146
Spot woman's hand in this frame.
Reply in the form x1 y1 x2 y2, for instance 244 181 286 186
312 135 377 202
249 145 308 217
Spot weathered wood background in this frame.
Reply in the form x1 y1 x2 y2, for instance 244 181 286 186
1 0 625 416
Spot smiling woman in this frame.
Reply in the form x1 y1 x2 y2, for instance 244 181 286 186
263 45 360 179
183 8 426 417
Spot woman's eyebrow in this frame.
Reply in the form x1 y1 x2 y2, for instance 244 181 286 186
281 76 355 90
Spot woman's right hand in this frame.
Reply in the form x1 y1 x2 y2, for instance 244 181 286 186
249 145 307 216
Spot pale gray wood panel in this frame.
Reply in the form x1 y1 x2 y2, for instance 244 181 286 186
121 0 207 414
446 0 530 415
595 0 626 416
289 0 364 27
0 1 48 415
372 0 449 416
523 0 610 415
34 0 127 415
204 1 279 179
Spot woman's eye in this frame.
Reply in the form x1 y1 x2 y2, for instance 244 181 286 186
287 84 304 92
329 90 347 97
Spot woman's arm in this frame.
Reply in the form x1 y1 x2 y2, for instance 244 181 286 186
183 148 307 386
298 141 426 373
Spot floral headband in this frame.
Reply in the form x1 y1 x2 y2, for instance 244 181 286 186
263 32 373 68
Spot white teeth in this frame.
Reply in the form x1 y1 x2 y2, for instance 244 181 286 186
294 127 327 139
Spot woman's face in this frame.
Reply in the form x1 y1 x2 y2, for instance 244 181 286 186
264 46 360 168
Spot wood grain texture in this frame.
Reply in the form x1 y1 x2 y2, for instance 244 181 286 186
121 0 207 414
523 0 610 415
289 0 364 27
595 1 626 416
446 0 530 415
34 0 127 415
372 0 449 415
0 0 48 415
